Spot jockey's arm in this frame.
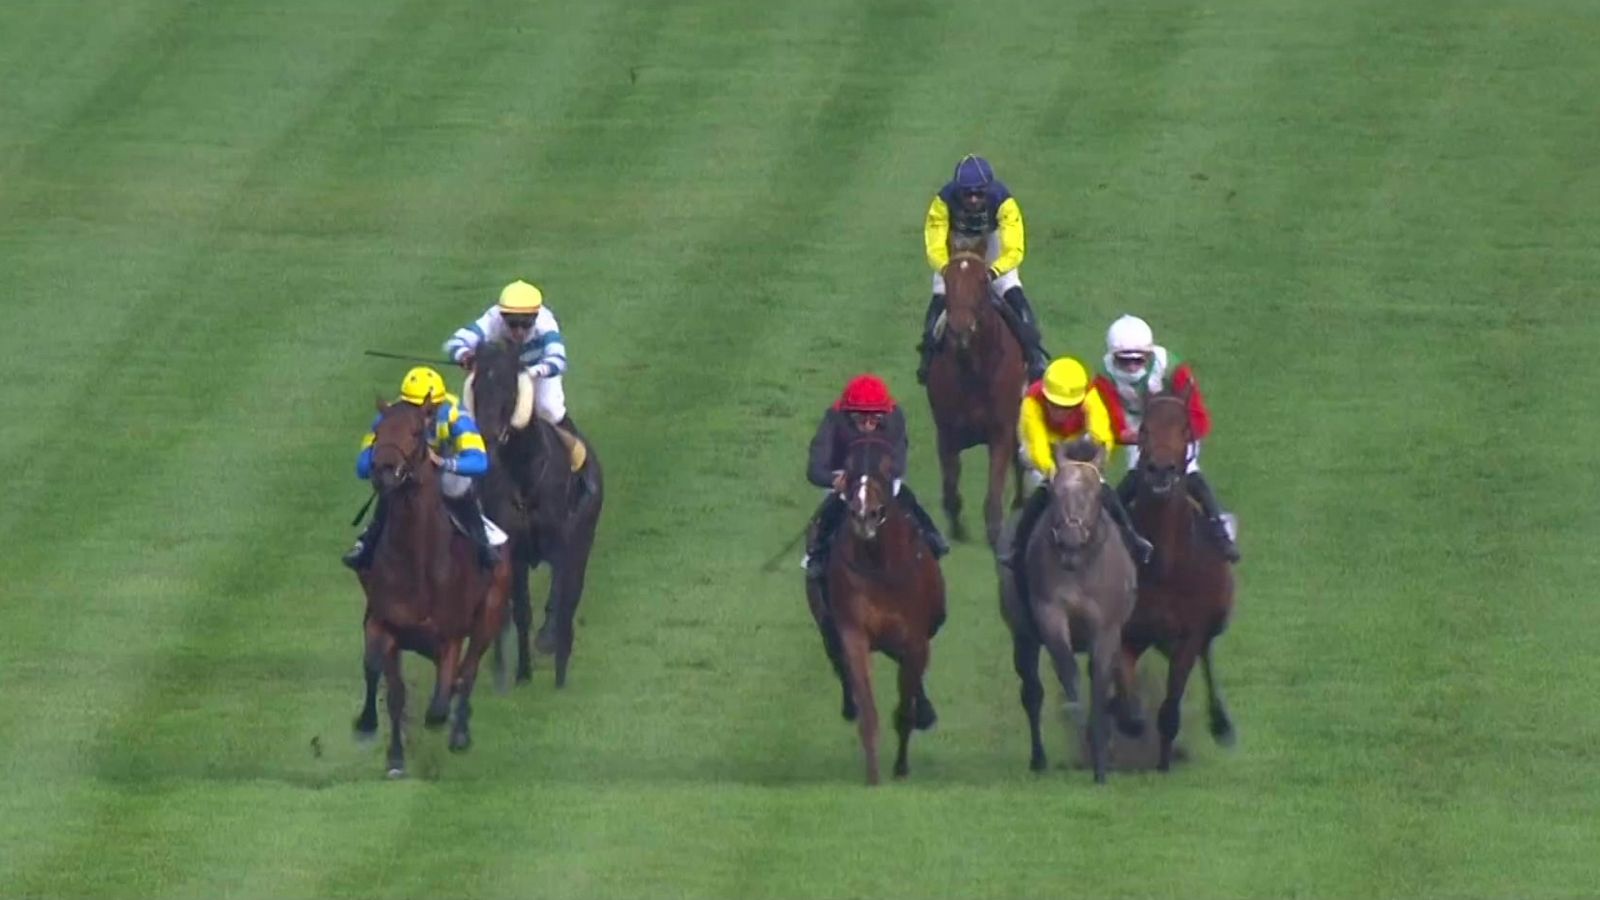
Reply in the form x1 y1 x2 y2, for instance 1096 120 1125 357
440 412 489 476
806 411 841 488
354 414 381 478
1084 391 1117 463
1172 363 1213 441
990 196 1025 277
923 195 951 272
519 309 568 378
1018 397 1056 480
443 305 499 364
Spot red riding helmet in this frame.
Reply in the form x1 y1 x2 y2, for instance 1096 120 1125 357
837 374 896 414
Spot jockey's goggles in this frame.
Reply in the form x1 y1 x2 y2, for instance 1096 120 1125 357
848 412 885 427
503 315 535 330
1113 352 1150 369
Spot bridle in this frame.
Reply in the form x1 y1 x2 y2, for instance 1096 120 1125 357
1048 460 1106 567
1138 395 1195 495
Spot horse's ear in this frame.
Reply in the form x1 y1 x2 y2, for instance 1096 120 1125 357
1093 440 1107 470
1179 382 1195 404
1052 440 1072 470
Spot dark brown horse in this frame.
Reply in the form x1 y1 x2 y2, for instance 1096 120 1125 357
999 438 1141 783
924 242 1027 549
465 338 603 689
816 435 945 785
1122 390 1238 770
352 398 510 777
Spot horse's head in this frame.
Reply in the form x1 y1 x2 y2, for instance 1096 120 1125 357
1046 438 1106 562
941 251 991 351
465 338 535 446
1139 389 1195 496
369 397 435 495
842 436 897 543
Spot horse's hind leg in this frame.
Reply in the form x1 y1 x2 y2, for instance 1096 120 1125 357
549 526 597 689
1201 641 1236 748
382 639 406 778
892 640 929 779
1011 632 1047 772
1109 641 1149 738
354 619 383 740
840 627 880 786
1158 638 1202 772
936 430 966 543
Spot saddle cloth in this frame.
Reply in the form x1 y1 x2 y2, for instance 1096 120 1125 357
554 426 588 473
446 510 509 547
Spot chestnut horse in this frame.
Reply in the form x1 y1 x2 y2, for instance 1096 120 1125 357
924 240 1027 549
820 435 946 785
352 398 511 778
1122 390 1238 771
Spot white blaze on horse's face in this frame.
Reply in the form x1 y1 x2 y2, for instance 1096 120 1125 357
848 474 887 541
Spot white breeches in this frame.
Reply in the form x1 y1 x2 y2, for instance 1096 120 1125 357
1123 441 1202 474
534 373 566 423
931 232 1021 297
440 471 473 499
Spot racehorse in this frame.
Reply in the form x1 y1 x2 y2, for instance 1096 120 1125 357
999 437 1140 783
1122 389 1238 771
924 236 1027 549
465 338 604 689
352 397 510 777
818 435 946 785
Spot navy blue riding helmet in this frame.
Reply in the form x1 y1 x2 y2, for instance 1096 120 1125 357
953 154 995 191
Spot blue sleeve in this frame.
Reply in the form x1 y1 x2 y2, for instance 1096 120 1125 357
356 446 374 479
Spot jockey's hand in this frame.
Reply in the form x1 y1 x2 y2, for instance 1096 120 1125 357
457 352 474 372
426 448 445 468
1119 427 1138 445
831 471 847 494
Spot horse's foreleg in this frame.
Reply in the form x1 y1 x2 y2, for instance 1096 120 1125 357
1111 641 1149 738
983 436 1010 550
425 639 462 729
1011 633 1047 772
354 618 383 740
1158 638 1202 772
511 544 535 682
1201 641 1236 748
1034 602 1088 771
807 579 855 721
892 640 929 779
1087 629 1120 785
382 638 406 778
936 431 965 543
840 626 880 786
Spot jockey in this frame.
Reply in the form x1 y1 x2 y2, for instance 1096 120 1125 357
1008 356 1153 566
444 279 580 436
918 154 1050 384
802 374 950 579
342 366 498 572
1095 314 1240 562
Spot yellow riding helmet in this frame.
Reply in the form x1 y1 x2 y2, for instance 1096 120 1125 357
399 366 447 405
498 279 544 315
1041 357 1091 407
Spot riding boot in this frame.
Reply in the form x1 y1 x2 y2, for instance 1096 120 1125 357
342 497 388 571
1100 482 1154 566
445 490 500 571
1185 471 1241 563
1116 467 1142 508
894 484 949 558
1001 287 1051 382
803 493 847 579
915 293 945 385
1002 486 1052 568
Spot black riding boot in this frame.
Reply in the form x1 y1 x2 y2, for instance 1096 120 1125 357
1185 471 1241 563
915 293 945 385
1003 486 1052 568
342 497 388 571
895 484 949 558
1000 287 1051 382
1100 482 1154 566
1116 467 1141 508
445 491 500 571
804 493 847 579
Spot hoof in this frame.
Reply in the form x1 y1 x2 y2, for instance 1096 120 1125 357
841 700 858 722
1029 754 1047 773
1117 713 1148 739
1211 718 1237 748
893 762 909 779
423 711 449 730
449 731 472 754
913 699 938 731
386 766 406 779
534 627 557 656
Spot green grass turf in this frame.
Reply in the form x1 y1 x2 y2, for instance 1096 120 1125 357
3 0 1599 896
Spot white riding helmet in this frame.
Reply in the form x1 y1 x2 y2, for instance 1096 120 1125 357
1105 314 1155 383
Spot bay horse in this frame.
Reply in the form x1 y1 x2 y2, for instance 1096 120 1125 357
820 435 945 785
924 239 1027 549
1122 389 1238 771
999 437 1140 783
352 397 511 777
465 338 604 689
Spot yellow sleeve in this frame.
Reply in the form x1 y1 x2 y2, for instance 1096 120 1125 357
924 195 951 271
359 431 376 450
1085 390 1114 458
1018 396 1055 479
991 196 1025 275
